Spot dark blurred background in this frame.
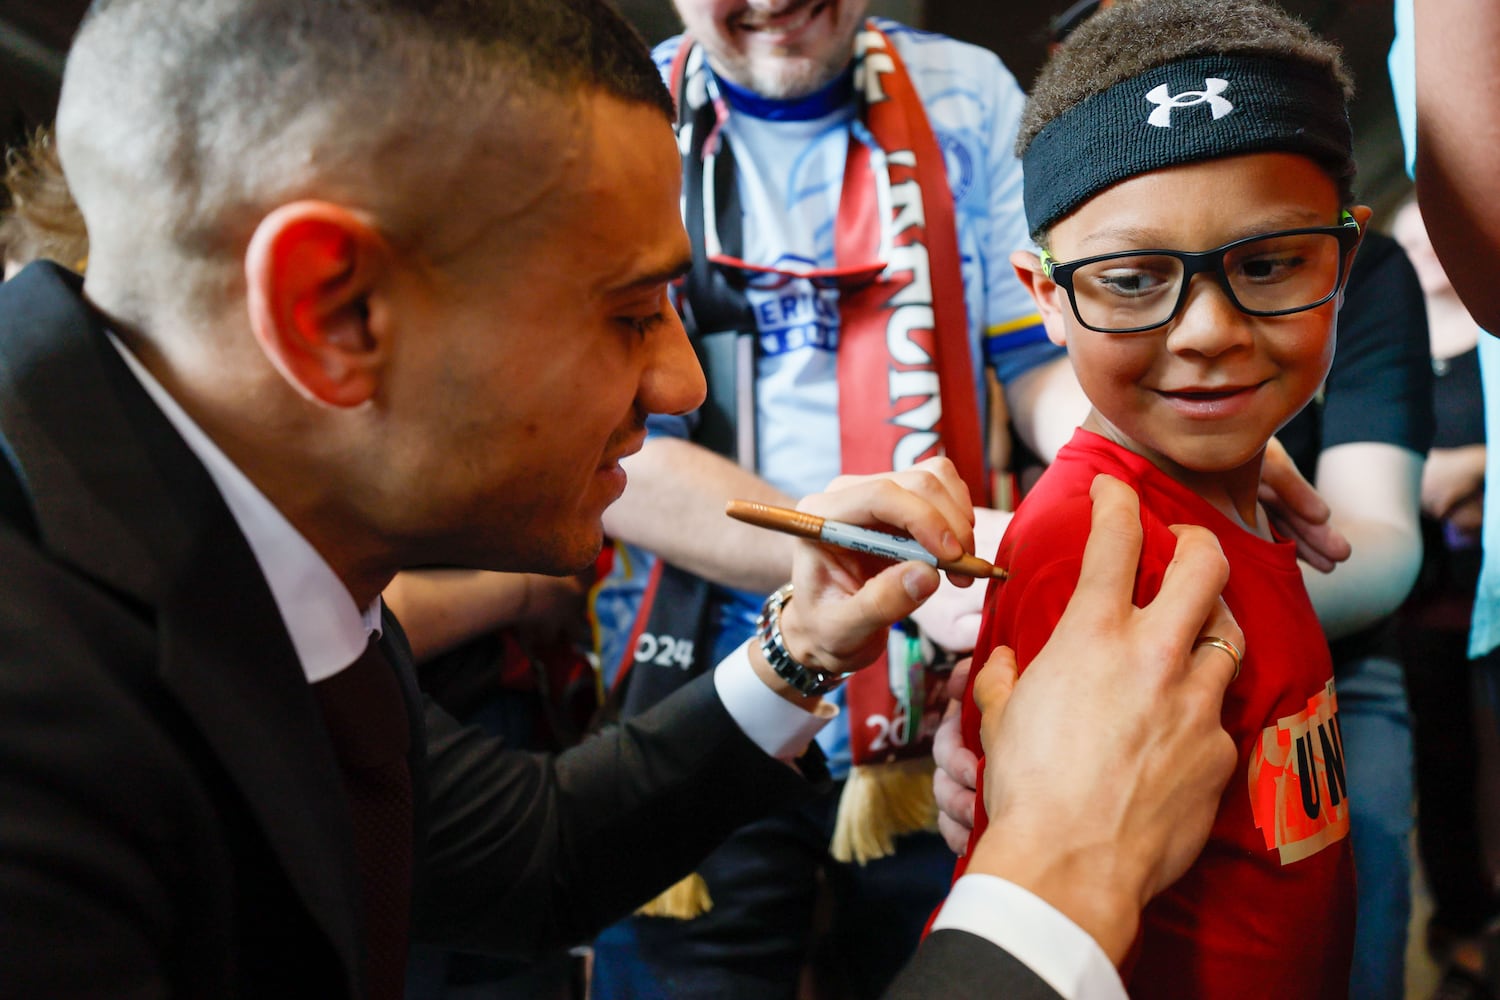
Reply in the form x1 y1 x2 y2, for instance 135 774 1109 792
0 0 1408 219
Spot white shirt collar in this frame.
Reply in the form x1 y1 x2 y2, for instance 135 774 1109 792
107 333 381 683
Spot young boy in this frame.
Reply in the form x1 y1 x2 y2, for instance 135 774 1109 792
952 1 1365 995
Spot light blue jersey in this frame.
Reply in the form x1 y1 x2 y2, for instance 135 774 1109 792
649 19 1052 499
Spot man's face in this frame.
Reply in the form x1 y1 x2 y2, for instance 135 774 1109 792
381 90 703 575
1030 153 1355 490
673 0 869 99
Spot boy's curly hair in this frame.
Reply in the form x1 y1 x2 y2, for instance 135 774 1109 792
1018 0 1353 157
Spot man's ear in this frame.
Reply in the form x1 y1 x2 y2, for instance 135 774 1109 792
1010 249 1070 348
244 202 391 407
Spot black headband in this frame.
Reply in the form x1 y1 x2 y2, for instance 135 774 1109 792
1022 54 1353 237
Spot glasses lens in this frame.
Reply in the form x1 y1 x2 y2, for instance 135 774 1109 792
1223 232 1342 314
1065 230 1346 333
1069 254 1185 332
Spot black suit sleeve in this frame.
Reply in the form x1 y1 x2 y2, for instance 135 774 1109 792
884 929 1065 999
411 670 825 957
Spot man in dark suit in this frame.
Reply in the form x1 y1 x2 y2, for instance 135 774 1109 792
0 1 1241 997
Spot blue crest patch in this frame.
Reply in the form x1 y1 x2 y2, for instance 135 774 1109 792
938 132 974 205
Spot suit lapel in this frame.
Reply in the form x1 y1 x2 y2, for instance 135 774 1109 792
0 263 365 988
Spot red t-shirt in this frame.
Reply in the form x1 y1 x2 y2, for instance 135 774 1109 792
953 430 1354 999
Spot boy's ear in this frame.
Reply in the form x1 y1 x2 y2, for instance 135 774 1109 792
244 201 392 408
1010 249 1071 348
1342 205 1375 283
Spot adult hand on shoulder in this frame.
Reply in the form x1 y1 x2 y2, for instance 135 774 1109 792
961 474 1241 965
1259 437 1351 572
766 456 977 683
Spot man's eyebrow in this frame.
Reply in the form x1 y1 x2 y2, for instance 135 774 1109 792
609 256 693 294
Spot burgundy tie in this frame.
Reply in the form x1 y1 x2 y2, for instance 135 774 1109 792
314 636 414 1000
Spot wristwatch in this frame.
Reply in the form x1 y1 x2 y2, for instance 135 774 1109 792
756 583 846 697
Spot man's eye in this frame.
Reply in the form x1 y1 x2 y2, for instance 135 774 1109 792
619 312 666 335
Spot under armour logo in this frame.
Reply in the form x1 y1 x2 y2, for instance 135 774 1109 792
1144 78 1233 128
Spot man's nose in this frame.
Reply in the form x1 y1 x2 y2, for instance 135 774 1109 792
639 306 707 417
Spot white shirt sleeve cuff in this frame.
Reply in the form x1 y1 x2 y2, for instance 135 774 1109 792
931 874 1127 1000
713 639 836 761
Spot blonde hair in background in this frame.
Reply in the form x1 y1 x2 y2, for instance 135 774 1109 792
0 127 88 277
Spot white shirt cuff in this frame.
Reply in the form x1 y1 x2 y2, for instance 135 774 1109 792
713 639 835 761
931 874 1127 1000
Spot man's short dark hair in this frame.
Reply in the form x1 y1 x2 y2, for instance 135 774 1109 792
59 0 673 318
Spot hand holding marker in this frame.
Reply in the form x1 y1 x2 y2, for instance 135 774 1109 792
725 499 1007 580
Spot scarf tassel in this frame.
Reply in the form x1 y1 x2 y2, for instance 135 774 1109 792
634 872 714 920
634 758 940 921
830 757 939 865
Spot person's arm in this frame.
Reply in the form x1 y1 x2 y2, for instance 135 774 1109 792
1423 443 1486 530
417 459 978 955
1287 230 1432 637
601 435 797 594
382 569 585 662
1005 354 1090 464
1414 0 1500 332
1298 442 1424 640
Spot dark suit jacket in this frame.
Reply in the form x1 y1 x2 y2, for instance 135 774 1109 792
0 262 1063 999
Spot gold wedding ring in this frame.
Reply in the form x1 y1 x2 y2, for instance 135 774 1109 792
1193 635 1243 682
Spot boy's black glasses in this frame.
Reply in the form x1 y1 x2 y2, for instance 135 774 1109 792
1040 211 1361 334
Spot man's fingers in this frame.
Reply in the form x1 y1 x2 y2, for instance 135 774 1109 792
1186 593 1244 694
973 645 1019 755
1062 475 1145 621
789 559 938 668
801 472 973 564
1191 633 1243 691
1142 523 1230 657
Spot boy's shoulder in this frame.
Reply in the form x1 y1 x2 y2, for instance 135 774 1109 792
998 433 1186 602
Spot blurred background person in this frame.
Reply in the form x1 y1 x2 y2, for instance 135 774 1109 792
0 126 87 278
1392 194 1500 1000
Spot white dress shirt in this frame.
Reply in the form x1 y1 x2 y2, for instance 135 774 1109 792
109 334 379 682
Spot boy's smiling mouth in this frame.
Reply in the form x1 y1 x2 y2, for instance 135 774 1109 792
1154 381 1269 416
1160 385 1255 400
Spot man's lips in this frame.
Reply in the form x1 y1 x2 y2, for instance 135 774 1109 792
735 0 829 34
600 431 647 471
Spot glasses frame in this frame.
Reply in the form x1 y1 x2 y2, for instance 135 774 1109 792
1040 211 1362 334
